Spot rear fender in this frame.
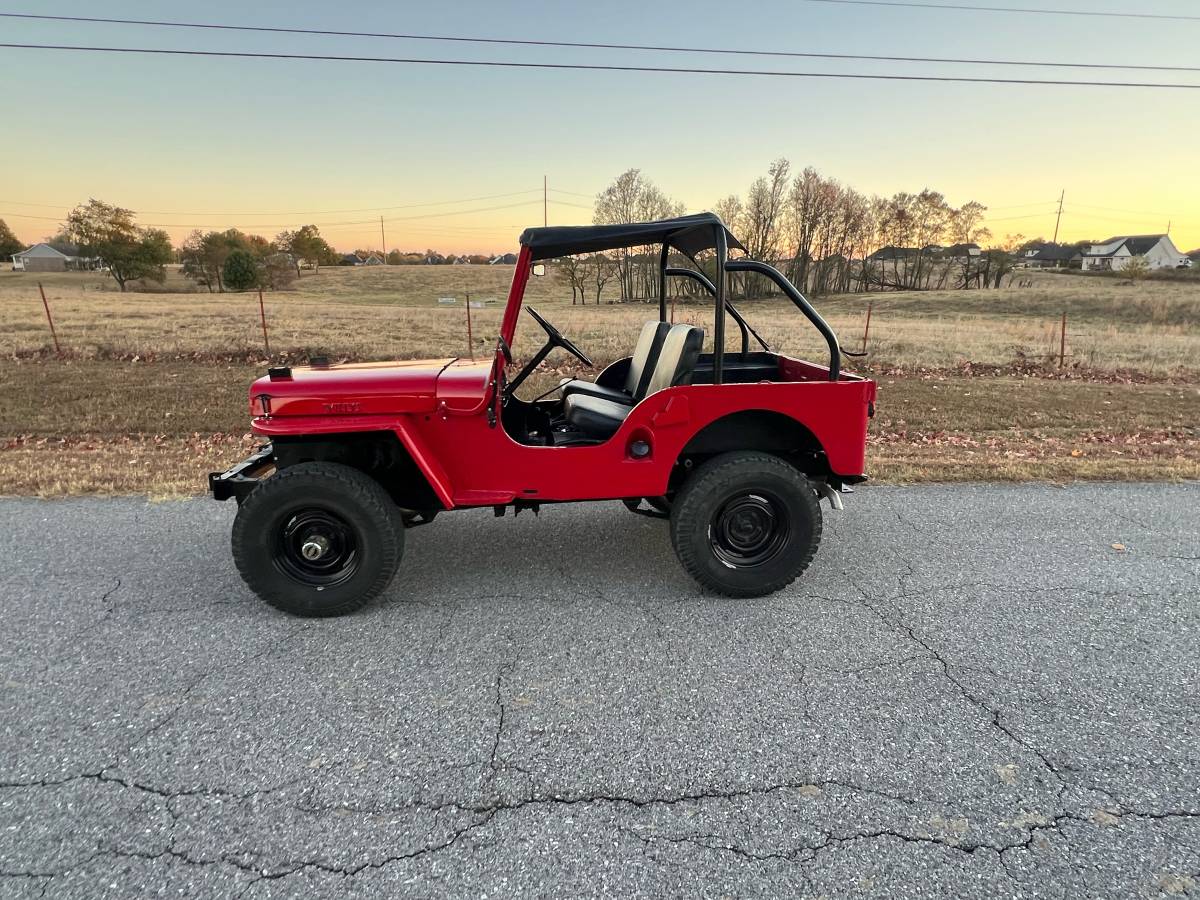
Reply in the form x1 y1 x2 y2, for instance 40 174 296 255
675 409 829 477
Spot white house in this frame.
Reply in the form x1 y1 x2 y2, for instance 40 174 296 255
11 243 71 272
1079 234 1188 271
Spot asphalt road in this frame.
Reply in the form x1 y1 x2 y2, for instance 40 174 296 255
1 483 1197 899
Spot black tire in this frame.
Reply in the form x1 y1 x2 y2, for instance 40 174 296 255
231 461 404 617
670 452 822 598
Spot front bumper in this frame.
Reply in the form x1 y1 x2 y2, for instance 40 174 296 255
208 444 275 501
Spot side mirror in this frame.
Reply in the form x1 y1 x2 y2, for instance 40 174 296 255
531 263 546 277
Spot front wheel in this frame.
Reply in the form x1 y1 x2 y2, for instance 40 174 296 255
231 461 404 617
670 452 822 598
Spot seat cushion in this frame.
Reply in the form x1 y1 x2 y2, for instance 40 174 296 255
559 378 634 405
624 321 672 398
564 393 633 439
643 324 705 396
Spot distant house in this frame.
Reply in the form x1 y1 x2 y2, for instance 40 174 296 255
944 243 982 260
489 252 518 265
1079 234 1187 271
11 242 77 272
1017 242 1081 269
339 253 363 266
362 253 384 266
866 246 917 262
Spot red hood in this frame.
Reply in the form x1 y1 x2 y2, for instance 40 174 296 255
250 358 456 418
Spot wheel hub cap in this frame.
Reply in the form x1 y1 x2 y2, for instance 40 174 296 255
710 492 790 568
275 509 359 586
301 535 330 560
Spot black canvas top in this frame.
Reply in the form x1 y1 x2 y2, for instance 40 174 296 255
519 212 745 261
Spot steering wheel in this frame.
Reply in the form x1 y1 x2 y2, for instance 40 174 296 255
525 306 594 367
502 306 595 400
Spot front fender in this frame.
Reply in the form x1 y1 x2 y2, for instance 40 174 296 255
252 415 456 509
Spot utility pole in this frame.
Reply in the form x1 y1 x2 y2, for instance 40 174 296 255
543 174 548 227
1052 189 1065 244
380 216 387 263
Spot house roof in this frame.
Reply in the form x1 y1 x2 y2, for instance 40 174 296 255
867 246 917 261
1030 245 1078 261
1085 234 1167 258
14 242 71 259
519 212 744 261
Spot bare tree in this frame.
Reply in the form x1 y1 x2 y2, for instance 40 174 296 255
947 201 992 288
558 256 587 304
594 169 684 301
592 253 616 303
740 159 790 297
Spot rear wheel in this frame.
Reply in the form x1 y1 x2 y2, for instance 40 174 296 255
232 461 404 617
670 452 822 597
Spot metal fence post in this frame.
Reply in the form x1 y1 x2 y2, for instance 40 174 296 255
1059 311 1066 369
38 282 62 355
465 292 474 359
258 288 271 356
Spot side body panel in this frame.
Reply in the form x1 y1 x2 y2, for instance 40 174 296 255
254 355 874 509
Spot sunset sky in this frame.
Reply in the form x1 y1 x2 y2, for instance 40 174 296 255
3 0 1198 254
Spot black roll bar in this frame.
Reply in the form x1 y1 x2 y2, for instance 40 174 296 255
725 259 842 382
713 226 728 385
657 243 670 323
664 267 771 359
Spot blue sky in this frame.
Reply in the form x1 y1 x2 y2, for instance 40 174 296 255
3 0 1197 252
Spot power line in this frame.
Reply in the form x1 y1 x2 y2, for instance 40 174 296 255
0 188 543 217
798 0 1200 22
982 199 1061 210
549 188 598 199
549 199 595 211
981 210 1057 221
1063 207 1195 230
2 43 1198 89
1066 201 1179 218
2 198 544 230
2 12 1195 72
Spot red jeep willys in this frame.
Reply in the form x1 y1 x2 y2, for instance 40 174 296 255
210 213 876 616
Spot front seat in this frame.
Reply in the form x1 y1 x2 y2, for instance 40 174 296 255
563 323 704 440
560 320 670 405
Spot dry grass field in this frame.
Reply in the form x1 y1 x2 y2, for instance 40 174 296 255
1 265 1197 495
5 265 1199 372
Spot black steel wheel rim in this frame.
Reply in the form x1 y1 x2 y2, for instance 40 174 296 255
709 491 790 568
274 508 359 586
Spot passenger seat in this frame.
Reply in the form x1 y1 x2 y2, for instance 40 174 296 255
563 323 704 440
560 320 670 406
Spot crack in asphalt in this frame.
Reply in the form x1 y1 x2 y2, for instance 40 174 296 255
66 577 123 639
832 570 1068 799
489 658 517 776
